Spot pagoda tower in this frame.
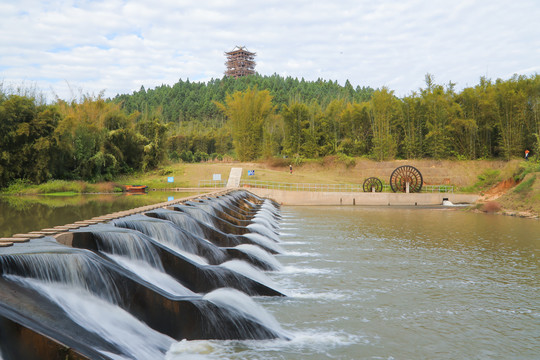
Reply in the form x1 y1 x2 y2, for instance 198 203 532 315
224 46 256 78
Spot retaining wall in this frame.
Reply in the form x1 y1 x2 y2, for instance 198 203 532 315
247 188 479 206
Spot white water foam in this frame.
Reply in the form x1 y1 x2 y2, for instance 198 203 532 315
280 251 320 257
166 330 361 360
287 290 347 301
281 265 332 275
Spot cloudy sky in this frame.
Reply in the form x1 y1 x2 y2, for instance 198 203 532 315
1 0 539 101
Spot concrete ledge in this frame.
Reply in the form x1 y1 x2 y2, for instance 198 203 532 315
11 233 44 239
0 237 31 243
247 188 479 206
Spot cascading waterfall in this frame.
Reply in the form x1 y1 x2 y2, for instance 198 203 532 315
0 252 121 304
251 214 279 231
0 190 291 359
220 260 281 293
142 209 282 270
89 227 198 296
105 254 197 297
233 244 283 271
92 228 163 268
247 223 280 242
6 274 174 360
202 288 290 339
243 232 284 254
177 206 216 228
149 210 206 238
111 215 227 265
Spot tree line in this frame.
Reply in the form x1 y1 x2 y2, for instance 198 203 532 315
0 89 168 188
0 73 538 188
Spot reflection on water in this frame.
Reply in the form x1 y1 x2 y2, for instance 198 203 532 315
0 192 197 237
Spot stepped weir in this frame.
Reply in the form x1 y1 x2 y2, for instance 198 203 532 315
0 190 287 360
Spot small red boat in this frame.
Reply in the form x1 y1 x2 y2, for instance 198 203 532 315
125 185 148 193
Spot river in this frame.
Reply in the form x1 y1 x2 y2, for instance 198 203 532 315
1 196 539 359
168 205 539 359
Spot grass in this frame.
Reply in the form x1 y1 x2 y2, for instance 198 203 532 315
0 158 525 194
42 191 79 196
1 179 122 195
462 169 501 193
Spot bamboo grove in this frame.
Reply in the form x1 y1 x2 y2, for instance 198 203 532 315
0 73 538 187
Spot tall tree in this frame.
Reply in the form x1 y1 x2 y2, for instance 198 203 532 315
215 87 274 161
494 76 527 159
399 94 424 158
369 87 401 160
340 102 372 156
282 99 311 156
420 74 458 159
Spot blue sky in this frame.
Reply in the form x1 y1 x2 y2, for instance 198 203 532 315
1 0 539 101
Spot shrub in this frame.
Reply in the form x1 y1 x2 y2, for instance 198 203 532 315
158 168 173 176
180 150 194 163
2 179 32 194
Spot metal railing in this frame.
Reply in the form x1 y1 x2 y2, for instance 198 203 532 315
198 180 227 188
199 179 454 193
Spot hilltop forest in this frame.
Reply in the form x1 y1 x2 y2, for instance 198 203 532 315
0 73 538 187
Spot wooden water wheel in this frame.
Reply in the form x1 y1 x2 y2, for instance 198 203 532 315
389 165 423 193
363 177 383 192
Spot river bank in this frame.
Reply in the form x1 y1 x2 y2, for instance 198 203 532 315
2 158 538 218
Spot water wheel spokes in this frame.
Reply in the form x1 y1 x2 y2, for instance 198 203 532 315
389 165 423 193
363 177 383 192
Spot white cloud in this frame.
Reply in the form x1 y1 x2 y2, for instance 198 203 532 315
0 0 538 101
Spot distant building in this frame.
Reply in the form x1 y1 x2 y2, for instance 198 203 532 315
224 46 256 78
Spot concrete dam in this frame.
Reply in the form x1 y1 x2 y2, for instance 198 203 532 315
0 190 288 360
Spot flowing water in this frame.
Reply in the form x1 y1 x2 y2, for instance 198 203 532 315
1 193 539 359
167 206 539 360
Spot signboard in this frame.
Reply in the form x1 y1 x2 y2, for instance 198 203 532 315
168 196 174 201
167 177 174 183
213 174 221 181
248 170 255 176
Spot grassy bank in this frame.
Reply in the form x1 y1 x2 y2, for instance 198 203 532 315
114 158 523 190
1 180 123 195
2 158 537 217
475 161 540 218
2 158 522 193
